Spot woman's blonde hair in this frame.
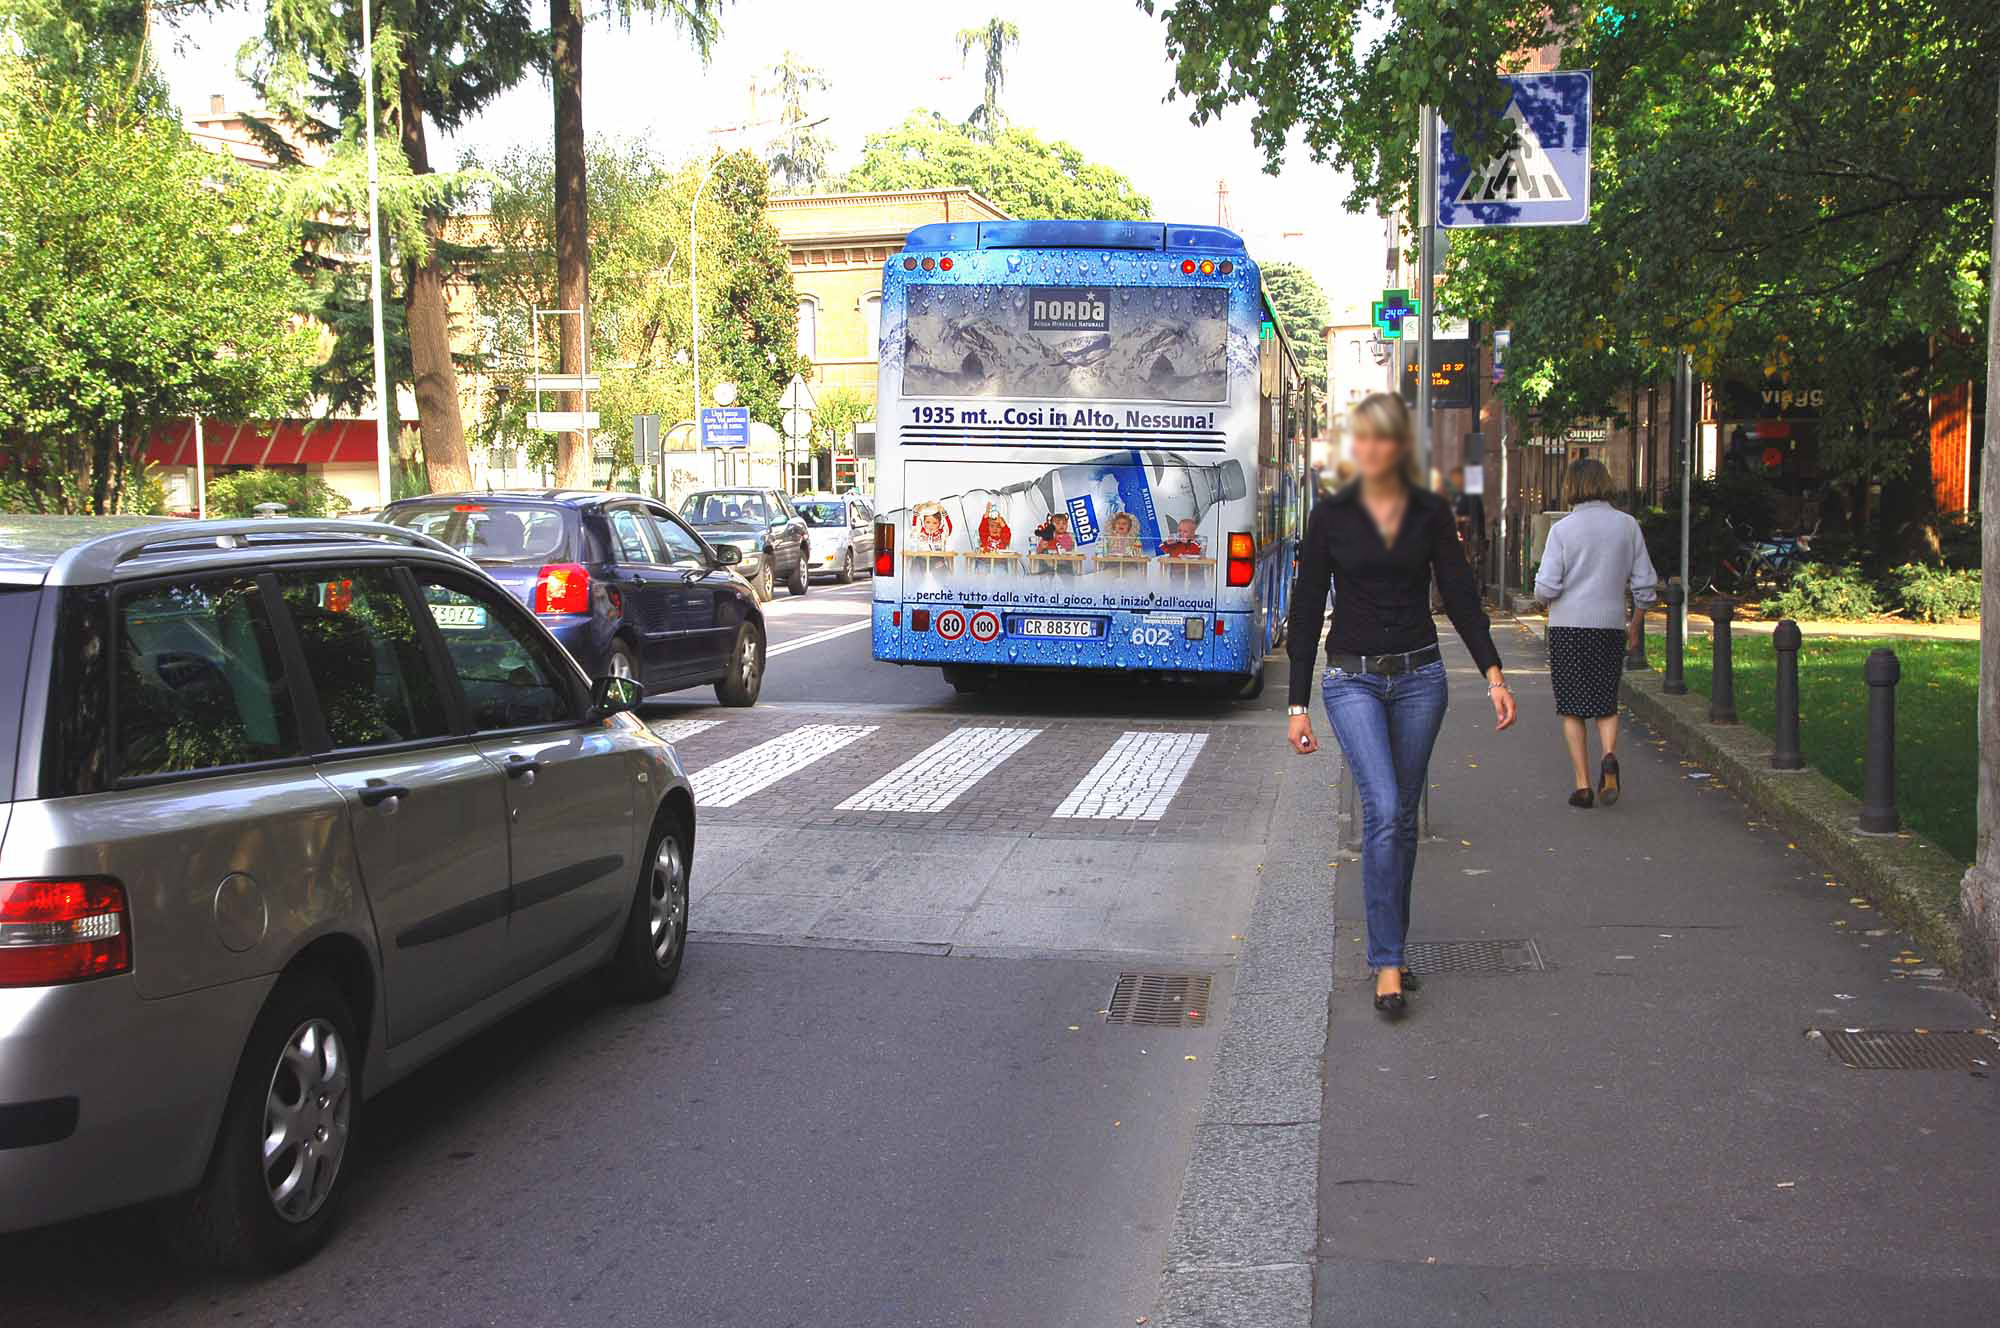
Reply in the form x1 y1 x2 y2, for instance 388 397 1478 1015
1564 456 1617 505
1348 392 1423 489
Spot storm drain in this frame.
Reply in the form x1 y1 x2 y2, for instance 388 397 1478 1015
1402 938 1546 976
1105 972 1212 1027
1813 1028 1998 1071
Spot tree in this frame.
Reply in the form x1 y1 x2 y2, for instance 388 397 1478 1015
810 388 873 456
765 50 830 193
549 0 722 487
843 113 1152 220
0 69 314 512
956 17 1020 143
1261 261 1329 394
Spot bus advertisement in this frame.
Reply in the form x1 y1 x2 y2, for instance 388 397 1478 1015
870 221 1312 694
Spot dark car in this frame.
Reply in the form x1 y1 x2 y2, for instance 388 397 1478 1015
382 491 766 707
678 488 810 601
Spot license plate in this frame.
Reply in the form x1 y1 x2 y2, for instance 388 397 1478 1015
430 603 487 630
1013 617 1103 639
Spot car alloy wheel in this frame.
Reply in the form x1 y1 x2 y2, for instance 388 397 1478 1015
262 1018 351 1225
648 835 688 966
608 644 637 681
838 548 854 583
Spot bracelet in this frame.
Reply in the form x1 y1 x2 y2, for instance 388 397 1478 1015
1487 681 1511 692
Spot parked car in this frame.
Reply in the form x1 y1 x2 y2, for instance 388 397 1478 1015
794 494 876 583
678 487 810 601
380 491 765 708
0 517 695 1268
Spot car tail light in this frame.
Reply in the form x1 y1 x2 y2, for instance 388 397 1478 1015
874 523 894 576
322 578 353 613
0 878 131 987
1226 532 1255 587
533 563 590 614
452 503 486 512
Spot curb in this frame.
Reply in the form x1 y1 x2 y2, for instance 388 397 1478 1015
1147 700 1334 1328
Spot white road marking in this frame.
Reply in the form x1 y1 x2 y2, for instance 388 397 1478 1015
835 726 1042 813
689 723 878 807
1051 731 1209 821
650 718 725 744
767 619 872 658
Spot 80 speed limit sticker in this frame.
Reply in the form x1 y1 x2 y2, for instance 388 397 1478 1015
933 608 966 640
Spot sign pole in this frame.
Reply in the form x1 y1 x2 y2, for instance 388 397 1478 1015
1678 352 1693 595
1416 105 1438 482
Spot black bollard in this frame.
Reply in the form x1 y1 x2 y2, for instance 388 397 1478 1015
1859 648 1901 833
1707 598 1738 724
1624 587 1653 671
1770 619 1805 770
1663 580 1687 695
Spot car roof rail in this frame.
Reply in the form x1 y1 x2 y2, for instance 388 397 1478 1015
49 518 465 585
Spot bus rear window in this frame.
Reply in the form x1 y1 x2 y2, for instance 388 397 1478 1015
0 586 42 803
903 284 1227 403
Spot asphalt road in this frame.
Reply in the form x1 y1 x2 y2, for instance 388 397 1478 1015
3 573 1282 1327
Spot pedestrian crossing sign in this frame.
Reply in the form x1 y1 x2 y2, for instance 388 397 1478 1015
1438 70 1592 228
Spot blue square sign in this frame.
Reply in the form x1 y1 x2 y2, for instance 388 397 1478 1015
1438 71 1592 229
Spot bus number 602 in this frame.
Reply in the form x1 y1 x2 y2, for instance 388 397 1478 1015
1129 625 1175 648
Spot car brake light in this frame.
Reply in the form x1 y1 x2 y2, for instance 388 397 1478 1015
874 522 894 576
453 503 486 512
0 878 131 987
1226 532 1255 587
323 578 353 613
534 563 591 614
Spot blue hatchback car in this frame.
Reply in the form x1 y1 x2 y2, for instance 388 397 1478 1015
382 491 767 706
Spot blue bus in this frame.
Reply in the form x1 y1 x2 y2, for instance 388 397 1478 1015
869 220 1313 695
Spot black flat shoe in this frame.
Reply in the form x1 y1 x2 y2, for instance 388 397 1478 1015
1373 991 1406 1015
1598 755 1621 806
1569 787 1595 808
1399 968 1422 992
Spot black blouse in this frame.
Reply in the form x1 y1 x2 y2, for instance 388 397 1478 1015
1285 484 1502 705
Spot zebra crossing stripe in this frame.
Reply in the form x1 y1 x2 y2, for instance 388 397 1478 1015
1051 731 1209 822
690 724 878 808
835 726 1042 813
651 718 726 744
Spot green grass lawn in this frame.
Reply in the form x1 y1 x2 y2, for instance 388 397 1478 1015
1648 633 1978 864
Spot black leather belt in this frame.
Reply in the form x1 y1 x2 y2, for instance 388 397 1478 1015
1327 644 1441 676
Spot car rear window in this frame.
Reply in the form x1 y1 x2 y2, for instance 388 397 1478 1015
0 586 42 802
384 502 572 564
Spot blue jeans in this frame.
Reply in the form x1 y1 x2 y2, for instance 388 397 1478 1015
1324 661 1449 969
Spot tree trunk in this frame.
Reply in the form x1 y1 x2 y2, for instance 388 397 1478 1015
397 60 472 495
550 0 593 489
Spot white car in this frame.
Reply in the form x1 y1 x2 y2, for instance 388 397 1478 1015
794 495 875 583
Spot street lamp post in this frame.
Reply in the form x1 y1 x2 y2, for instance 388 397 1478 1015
360 0 392 508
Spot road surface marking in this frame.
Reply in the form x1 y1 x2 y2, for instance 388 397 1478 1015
835 726 1042 813
1051 731 1209 821
689 723 878 807
767 619 872 658
650 718 725 744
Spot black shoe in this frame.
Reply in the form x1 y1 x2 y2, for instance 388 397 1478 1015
1373 990 1407 1015
1569 787 1595 808
1399 968 1423 992
1599 755 1621 806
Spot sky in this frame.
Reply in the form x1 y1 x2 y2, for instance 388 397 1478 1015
156 0 1387 317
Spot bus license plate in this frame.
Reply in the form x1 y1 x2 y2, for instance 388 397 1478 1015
1014 617 1103 640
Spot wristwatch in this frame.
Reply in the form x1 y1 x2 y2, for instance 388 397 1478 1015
1287 705 1310 717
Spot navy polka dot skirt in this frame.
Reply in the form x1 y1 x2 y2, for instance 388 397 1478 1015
1547 626 1626 718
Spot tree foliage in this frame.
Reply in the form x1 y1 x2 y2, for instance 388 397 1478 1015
765 49 831 192
843 113 1152 220
0 67 314 512
810 388 873 457
1261 261 1330 391
956 17 1020 143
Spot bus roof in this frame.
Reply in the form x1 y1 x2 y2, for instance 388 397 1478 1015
902 221 1247 254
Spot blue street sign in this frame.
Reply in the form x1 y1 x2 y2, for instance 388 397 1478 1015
1438 71 1592 229
700 406 750 449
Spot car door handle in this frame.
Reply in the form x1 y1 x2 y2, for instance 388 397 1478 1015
503 756 543 779
358 780 410 807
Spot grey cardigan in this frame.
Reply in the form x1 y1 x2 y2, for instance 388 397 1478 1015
1534 501 1659 629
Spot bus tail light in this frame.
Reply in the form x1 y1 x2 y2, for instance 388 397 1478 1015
0 878 130 987
534 563 591 615
911 609 930 632
874 523 895 576
1226 532 1255 587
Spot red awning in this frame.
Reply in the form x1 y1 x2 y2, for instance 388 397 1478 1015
144 420 385 468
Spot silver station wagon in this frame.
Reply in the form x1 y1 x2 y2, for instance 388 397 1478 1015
0 518 695 1268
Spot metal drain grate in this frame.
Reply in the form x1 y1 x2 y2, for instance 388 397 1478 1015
1402 938 1545 975
1105 972 1212 1027
1814 1028 1997 1071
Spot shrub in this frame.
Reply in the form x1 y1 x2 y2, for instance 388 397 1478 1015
1936 514 1981 571
1760 562 1881 621
204 469 350 518
1889 563 1981 623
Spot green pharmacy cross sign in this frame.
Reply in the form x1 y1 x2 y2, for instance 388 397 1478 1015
1372 290 1421 341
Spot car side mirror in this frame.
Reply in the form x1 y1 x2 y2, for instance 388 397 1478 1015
590 674 643 717
710 542 743 566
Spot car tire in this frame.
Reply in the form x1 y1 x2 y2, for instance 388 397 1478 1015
715 621 764 707
753 561 774 602
836 549 854 584
607 806 692 1000
787 552 809 596
608 639 643 696
172 970 360 1272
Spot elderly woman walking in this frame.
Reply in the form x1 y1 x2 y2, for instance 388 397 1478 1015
1534 458 1659 807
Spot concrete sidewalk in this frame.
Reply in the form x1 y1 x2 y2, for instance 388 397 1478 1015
1312 625 2000 1326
